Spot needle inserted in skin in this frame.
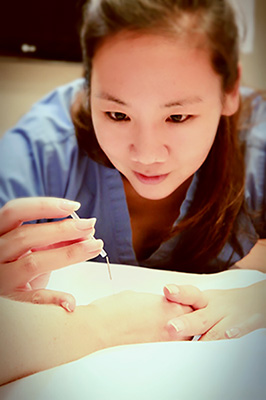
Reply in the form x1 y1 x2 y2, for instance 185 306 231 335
106 256 112 280
70 211 112 280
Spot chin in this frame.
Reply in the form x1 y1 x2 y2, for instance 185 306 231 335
133 184 173 200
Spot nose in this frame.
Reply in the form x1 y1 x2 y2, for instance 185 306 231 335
129 125 169 164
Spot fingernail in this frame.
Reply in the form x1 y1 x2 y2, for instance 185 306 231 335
168 319 185 333
32 293 42 304
61 301 73 312
225 327 240 339
83 238 104 251
165 285 180 296
59 200 81 211
74 218 96 231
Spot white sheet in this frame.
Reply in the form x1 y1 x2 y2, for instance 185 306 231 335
1 262 265 400
50 261 266 304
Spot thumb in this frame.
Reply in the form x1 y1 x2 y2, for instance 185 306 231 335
166 306 216 340
10 289 76 312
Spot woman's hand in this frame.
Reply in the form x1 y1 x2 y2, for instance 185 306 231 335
0 197 104 310
163 281 266 340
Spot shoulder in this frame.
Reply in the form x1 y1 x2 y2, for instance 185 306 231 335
239 88 266 234
1 78 85 151
18 78 85 143
240 89 266 192
0 79 89 204
240 87 266 149
1 78 87 157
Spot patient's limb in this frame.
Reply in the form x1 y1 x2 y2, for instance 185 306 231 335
0 291 191 385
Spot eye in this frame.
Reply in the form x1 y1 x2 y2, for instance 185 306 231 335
166 114 190 123
106 112 130 121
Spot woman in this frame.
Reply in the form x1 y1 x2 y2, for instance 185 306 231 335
0 0 265 383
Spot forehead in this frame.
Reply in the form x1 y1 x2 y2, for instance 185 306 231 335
93 29 208 62
91 31 222 101
92 28 211 62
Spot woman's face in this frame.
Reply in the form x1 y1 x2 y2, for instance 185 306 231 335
90 32 238 200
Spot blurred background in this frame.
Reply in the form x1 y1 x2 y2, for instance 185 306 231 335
0 0 265 136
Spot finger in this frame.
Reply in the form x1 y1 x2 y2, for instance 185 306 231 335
164 284 208 309
29 273 51 289
224 313 264 340
10 289 76 312
0 238 104 294
0 217 96 262
200 326 224 341
166 306 219 339
200 321 241 342
0 197 81 235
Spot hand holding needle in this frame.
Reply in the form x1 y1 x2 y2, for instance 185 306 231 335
70 211 112 280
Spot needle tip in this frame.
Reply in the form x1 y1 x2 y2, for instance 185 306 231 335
106 256 112 280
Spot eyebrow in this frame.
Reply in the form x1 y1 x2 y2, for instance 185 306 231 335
96 92 128 106
96 92 203 108
163 96 203 108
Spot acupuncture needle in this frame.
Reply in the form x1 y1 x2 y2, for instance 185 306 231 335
70 211 112 280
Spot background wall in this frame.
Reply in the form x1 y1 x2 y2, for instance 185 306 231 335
0 0 265 137
0 57 82 136
239 0 266 89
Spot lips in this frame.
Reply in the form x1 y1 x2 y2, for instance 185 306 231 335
133 171 169 185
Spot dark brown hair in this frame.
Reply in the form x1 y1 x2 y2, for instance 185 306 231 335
72 0 248 272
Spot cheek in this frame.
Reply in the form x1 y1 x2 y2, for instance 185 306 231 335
91 113 109 150
173 122 218 167
93 120 126 158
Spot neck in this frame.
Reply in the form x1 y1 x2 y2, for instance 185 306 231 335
122 175 193 213
122 175 193 261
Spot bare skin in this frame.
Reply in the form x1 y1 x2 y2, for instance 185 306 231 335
164 280 266 341
0 196 265 387
0 291 191 385
0 26 265 388
0 197 104 309
122 175 192 261
90 30 266 342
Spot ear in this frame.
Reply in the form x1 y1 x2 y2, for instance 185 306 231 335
222 64 242 116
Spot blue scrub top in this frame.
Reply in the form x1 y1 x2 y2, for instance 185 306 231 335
0 79 265 271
